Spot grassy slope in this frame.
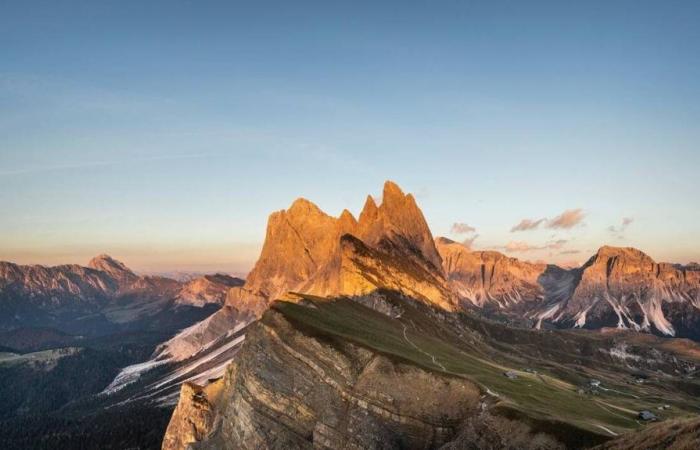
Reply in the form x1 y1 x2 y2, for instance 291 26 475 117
273 295 700 441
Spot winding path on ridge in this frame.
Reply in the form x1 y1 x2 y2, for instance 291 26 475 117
401 323 447 371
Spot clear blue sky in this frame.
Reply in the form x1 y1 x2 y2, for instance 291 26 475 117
1 0 699 272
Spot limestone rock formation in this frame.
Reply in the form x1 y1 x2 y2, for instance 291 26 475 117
227 180 447 312
532 246 700 338
436 237 545 308
594 416 700 450
436 239 700 339
179 181 454 365
176 274 244 307
0 261 118 305
162 381 224 450
162 308 481 450
88 254 140 285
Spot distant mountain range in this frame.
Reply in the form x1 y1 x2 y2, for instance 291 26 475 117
0 255 243 449
0 255 243 336
437 238 700 340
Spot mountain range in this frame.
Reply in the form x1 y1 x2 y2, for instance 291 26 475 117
1 180 699 449
157 181 700 450
0 255 242 337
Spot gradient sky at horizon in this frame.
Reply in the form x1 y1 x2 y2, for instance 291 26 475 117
1 0 699 273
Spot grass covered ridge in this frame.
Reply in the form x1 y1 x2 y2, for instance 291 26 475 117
272 294 700 442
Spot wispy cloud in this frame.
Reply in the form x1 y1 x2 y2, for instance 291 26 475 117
607 217 634 233
511 209 585 232
0 153 212 177
607 217 634 239
451 222 476 234
510 218 545 232
450 222 478 248
547 208 585 229
498 239 568 253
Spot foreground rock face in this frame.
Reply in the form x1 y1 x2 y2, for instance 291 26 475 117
161 381 224 450
162 309 481 450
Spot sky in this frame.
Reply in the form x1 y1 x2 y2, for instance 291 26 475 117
1 0 699 273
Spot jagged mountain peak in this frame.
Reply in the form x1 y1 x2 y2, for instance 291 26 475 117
227 180 449 313
358 181 443 272
592 245 654 262
287 197 326 217
338 208 358 228
87 254 136 280
358 194 379 224
435 236 457 246
435 236 546 308
382 179 405 200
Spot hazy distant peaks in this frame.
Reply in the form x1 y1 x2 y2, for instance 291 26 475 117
87 254 137 282
594 245 650 259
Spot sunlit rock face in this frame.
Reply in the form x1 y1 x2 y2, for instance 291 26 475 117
175 274 244 307
162 381 223 450
160 180 457 395
88 254 140 286
226 180 451 312
162 181 700 450
436 239 700 338
161 309 481 450
436 237 546 308
538 246 700 337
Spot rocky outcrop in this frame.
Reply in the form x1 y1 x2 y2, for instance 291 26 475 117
227 180 447 313
162 308 481 450
162 381 224 450
88 254 140 285
436 239 700 339
302 234 455 311
436 237 545 308
532 246 700 338
176 275 244 307
179 181 454 366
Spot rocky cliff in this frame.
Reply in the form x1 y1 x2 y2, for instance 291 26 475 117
162 306 483 450
436 237 545 308
171 181 455 367
436 239 700 339
531 246 700 338
162 182 700 450
227 180 448 312
176 274 244 307
163 293 700 450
